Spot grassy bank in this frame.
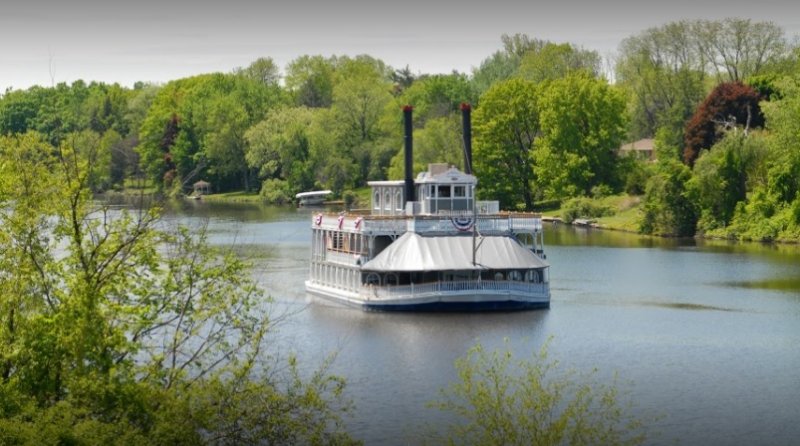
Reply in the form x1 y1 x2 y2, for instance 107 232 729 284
544 194 643 233
199 191 264 203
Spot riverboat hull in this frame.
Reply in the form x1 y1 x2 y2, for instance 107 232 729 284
306 281 550 312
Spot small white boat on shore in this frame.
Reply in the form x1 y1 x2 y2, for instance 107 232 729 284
296 190 332 206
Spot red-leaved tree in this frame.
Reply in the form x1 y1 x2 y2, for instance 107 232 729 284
683 82 763 165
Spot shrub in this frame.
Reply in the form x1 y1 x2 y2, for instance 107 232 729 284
561 197 614 223
432 340 649 446
260 178 294 204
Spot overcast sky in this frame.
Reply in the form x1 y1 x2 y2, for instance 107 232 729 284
2 0 799 91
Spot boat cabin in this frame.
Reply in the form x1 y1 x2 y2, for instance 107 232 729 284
368 163 476 217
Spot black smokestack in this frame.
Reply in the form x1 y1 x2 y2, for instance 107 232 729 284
403 105 415 203
461 103 472 174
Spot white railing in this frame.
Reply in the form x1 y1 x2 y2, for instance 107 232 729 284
324 250 364 266
311 213 542 235
361 280 549 300
476 201 500 214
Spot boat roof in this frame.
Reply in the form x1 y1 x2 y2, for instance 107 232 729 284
415 165 476 184
361 232 548 272
295 190 332 198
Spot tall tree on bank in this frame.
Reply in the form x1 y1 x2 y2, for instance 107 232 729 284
137 73 284 193
285 55 337 108
245 106 317 201
536 73 628 198
616 20 708 141
517 42 601 83
683 81 764 166
474 78 540 210
330 56 394 184
694 18 789 83
471 34 548 96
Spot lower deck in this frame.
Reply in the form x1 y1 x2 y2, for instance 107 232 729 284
306 280 550 312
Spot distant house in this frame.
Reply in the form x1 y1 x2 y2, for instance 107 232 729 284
619 138 655 161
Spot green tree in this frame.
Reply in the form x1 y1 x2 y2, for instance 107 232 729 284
694 18 788 83
387 114 465 179
640 157 697 236
0 88 41 135
245 106 317 198
471 34 548 96
616 21 708 141
137 73 283 193
688 132 762 230
517 42 601 83
237 57 281 86
432 341 647 446
306 108 359 194
473 78 540 210
0 132 357 444
536 73 628 197
285 55 336 108
328 57 394 184
398 74 475 125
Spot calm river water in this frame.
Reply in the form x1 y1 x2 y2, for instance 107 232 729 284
163 200 800 446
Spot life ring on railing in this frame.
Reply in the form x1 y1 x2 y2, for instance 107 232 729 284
354 216 363 230
314 214 323 226
337 215 345 229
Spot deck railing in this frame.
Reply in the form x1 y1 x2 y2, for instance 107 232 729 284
361 280 549 300
311 212 543 235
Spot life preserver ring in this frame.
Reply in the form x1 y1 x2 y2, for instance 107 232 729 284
354 217 363 230
337 215 344 229
314 214 323 226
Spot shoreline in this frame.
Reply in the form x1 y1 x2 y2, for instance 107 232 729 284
543 215 800 245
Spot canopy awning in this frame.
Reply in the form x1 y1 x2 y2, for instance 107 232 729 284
362 232 548 272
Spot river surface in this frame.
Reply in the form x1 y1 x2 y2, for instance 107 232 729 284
162 199 800 445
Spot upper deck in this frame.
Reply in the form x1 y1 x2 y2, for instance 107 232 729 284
311 210 543 236
313 163 542 236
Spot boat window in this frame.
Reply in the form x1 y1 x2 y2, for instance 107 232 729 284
526 270 539 283
331 232 344 250
494 272 504 281
437 185 451 198
454 185 466 197
366 273 380 286
509 270 521 281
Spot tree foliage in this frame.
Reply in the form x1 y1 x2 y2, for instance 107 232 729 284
640 158 698 236
473 78 540 210
432 341 647 446
683 81 764 165
695 18 789 82
616 21 708 141
285 55 337 108
387 114 465 180
517 42 601 83
688 132 760 230
536 73 628 198
245 106 317 200
137 73 284 193
0 133 357 444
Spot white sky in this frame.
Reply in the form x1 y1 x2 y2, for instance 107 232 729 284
2 0 799 92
